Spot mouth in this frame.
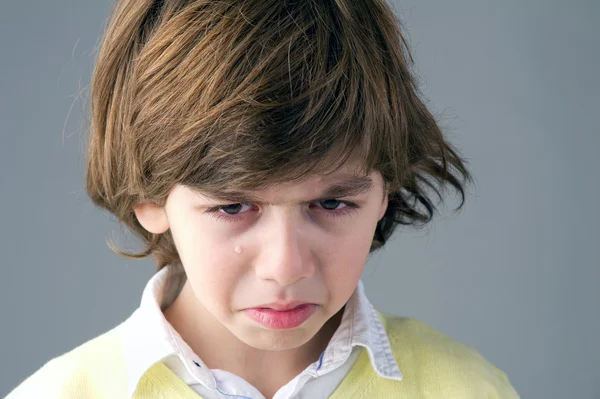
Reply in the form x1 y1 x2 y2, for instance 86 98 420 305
244 304 318 330
256 301 312 311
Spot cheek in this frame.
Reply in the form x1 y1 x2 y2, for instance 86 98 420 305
170 219 242 306
321 216 378 301
331 234 371 270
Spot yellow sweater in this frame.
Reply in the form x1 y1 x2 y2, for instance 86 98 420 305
6 314 519 398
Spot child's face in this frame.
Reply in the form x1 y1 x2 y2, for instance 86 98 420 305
144 160 388 350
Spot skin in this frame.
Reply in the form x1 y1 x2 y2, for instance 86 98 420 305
134 161 388 398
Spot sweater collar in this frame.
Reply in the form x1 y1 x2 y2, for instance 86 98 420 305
122 266 402 397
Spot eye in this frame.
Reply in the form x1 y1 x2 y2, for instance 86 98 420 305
205 203 256 223
313 199 359 219
206 199 359 223
218 203 252 215
316 199 347 211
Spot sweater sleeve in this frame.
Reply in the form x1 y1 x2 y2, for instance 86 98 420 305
5 356 89 399
5 327 128 399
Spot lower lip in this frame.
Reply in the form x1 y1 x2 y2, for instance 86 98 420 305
244 304 317 330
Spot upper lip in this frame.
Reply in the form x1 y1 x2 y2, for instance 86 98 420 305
253 301 312 311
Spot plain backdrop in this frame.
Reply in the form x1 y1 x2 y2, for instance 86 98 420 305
1 1 598 398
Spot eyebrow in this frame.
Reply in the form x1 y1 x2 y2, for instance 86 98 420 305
197 175 373 205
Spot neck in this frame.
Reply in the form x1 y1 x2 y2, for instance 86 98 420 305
164 281 344 398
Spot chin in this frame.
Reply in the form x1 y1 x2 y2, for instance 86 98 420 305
237 326 317 351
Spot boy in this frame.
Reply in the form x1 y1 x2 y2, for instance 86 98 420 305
8 0 518 397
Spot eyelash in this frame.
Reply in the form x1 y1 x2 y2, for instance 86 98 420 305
206 200 360 223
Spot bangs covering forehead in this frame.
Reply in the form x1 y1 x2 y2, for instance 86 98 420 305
131 0 405 194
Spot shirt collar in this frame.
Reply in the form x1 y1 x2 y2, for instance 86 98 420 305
122 266 217 397
311 279 403 381
122 266 402 397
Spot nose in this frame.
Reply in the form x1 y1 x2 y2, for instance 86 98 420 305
254 210 315 286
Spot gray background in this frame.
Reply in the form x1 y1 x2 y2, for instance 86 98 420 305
1 1 598 398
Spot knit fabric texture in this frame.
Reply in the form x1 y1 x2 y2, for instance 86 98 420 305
6 313 519 398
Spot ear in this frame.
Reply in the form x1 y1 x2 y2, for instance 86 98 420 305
378 187 389 221
133 201 169 234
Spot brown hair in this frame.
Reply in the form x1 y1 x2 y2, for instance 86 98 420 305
86 0 471 273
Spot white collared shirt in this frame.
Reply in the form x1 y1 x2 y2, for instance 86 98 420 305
121 266 402 398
